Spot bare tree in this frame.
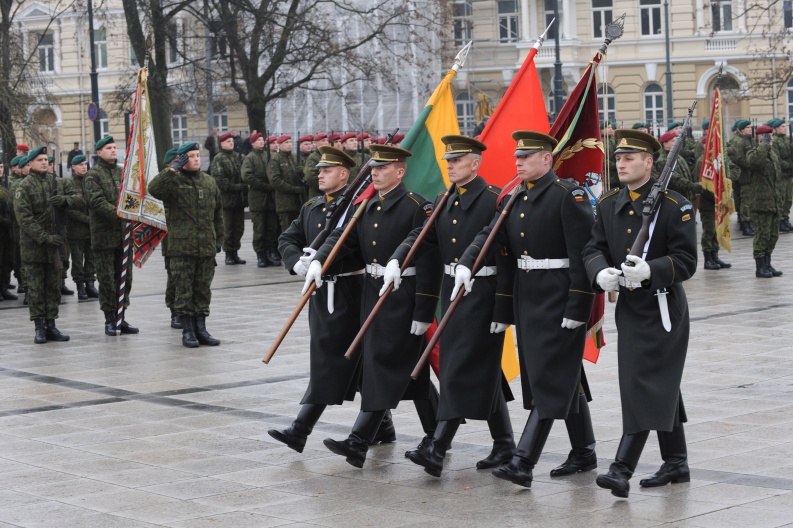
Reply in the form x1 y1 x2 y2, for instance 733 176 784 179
738 1 792 103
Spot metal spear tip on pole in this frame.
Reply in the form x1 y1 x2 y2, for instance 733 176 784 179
452 41 472 72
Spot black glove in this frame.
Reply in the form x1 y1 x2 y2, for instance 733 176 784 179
170 153 189 171
760 134 772 144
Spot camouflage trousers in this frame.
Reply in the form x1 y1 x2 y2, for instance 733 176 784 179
700 208 719 252
278 212 299 232
95 248 133 312
251 209 279 253
170 256 216 317
222 207 245 252
60 242 70 280
68 238 95 282
752 211 779 259
164 256 175 309
21 262 61 320
778 177 792 220
738 182 753 223
1 234 13 286
12 230 23 286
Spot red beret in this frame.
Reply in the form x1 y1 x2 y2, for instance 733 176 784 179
16 144 30 152
356 132 370 141
340 132 356 142
266 135 278 144
328 133 341 142
250 132 262 143
659 131 676 143
277 134 292 144
299 135 313 143
377 137 387 144
392 133 405 143
219 133 233 142
755 125 773 135
313 133 327 141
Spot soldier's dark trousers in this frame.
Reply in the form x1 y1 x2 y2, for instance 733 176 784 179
68 238 95 282
164 256 175 309
414 383 440 436
251 210 279 254
752 211 779 259
222 207 245 252
779 177 793 221
171 256 215 317
95 249 133 312
0 235 13 287
60 243 70 280
22 263 61 321
699 209 719 252
13 237 23 286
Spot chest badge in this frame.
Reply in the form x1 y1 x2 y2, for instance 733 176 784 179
198 189 204 200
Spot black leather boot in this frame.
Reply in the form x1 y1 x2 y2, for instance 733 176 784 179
703 252 720 270
266 247 282 266
61 279 74 295
407 383 440 457
194 316 220 345
233 251 246 265
85 281 99 298
104 311 117 336
640 424 690 487
1 287 18 300
323 410 387 468
551 394 597 477
17 285 27 294
268 404 327 453
766 256 783 277
45 320 70 341
370 409 396 445
492 410 553 487
477 394 515 469
119 311 139 334
747 221 755 236
406 419 462 477
170 308 182 329
780 220 791 233
225 252 236 265
181 315 199 348
741 221 752 236
595 430 649 498
23 291 29 305
711 250 731 269
257 252 268 268
34 320 47 344
785 218 793 231
756 257 773 278
76 281 88 300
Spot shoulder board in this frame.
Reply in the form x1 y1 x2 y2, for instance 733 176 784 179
664 194 679 205
486 185 500 196
406 192 422 206
597 188 620 204
553 179 576 191
303 197 320 208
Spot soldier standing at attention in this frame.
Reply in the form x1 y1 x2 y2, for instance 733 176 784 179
210 132 247 265
297 135 314 173
157 147 181 329
727 119 755 236
304 133 328 199
64 155 99 300
692 136 732 271
657 132 702 204
382 136 516 478
747 125 783 279
769 119 792 232
11 156 30 303
149 142 223 348
13 147 71 343
84 136 139 336
269 134 304 231
340 133 361 174
49 155 75 297
241 132 281 268
584 129 697 498
0 159 17 301
454 131 596 488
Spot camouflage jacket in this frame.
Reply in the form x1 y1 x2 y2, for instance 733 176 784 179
343 149 364 177
656 149 699 202
772 134 793 178
268 151 304 214
64 173 91 239
84 158 127 251
302 150 322 199
241 149 274 212
726 134 755 185
148 168 223 257
0 186 11 236
746 142 781 213
210 149 247 209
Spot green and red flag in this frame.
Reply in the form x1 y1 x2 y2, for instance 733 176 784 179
699 86 734 251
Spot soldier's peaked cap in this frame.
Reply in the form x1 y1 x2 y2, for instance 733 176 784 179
369 144 412 166
316 146 356 169
511 131 557 156
95 136 114 150
441 135 487 160
614 129 661 154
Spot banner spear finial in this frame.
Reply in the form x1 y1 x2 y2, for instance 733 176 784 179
533 17 555 50
452 41 472 72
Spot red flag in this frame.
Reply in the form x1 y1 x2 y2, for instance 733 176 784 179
699 86 734 251
353 183 377 205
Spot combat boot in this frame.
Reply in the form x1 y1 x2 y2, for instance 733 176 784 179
233 251 246 265
85 280 99 298
180 315 199 348
406 419 462 477
194 316 220 346
23 291 29 305
711 250 731 268
785 218 793 231
703 252 720 270
595 430 649 498
225 252 236 265
492 410 553 488
268 404 326 453
747 221 756 236
34 320 47 344
17 285 27 294
257 252 268 268
119 311 139 334
265 247 282 266
407 383 440 456
756 257 773 278
45 320 70 342
0 287 17 300
766 256 783 277
781 220 791 233
640 424 689 488
323 410 387 468
741 221 754 237
170 308 182 329
104 311 117 336
370 409 396 445
76 281 88 300
61 279 74 295
551 394 597 477
477 395 515 469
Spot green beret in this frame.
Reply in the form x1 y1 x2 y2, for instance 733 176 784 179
734 119 751 131
95 136 114 151
600 120 616 129
667 121 683 129
71 154 86 165
27 146 47 161
10 156 22 167
631 122 648 130
702 118 710 131
771 118 786 128
163 147 179 165
17 156 29 168
176 142 200 156
47 156 54 163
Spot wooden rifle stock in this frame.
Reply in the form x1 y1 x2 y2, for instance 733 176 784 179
410 186 522 379
262 195 373 364
343 184 455 360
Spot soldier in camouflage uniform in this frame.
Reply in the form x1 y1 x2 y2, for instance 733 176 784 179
769 119 792 232
0 159 17 301
210 133 247 265
340 133 363 176
84 136 139 336
64 155 98 300
11 156 30 302
656 132 702 203
47 155 75 296
241 132 281 267
667 121 697 168
269 134 304 231
149 142 223 348
747 126 783 279
13 147 71 343
303 133 328 199
358 133 373 166
693 139 733 271
727 120 755 236
694 119 708 161
157 147 181 330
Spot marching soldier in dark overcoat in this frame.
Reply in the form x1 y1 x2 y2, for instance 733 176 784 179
303 144 442 468
382 136 515 478
270 146 395 453
455 131 596 488
583 129 697 498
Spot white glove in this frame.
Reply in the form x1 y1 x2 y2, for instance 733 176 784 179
490 322 509 334
292 260 308 277
298 247 316 269
450 265 473 300
379 259 402 296
561 318 585 330
621 255 651 283
410 321 431 336
301 260 323 295
596 267 621 292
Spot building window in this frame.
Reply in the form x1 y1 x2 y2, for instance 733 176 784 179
167 22 180 64
213 106 228 132
784 0 792 29
788 79 793 122
640 0 662 36
99 110 109 138
455 92 475 136
592 0 612 39
544 0 558 40
94 28 108 69
643 83 664 126
172 114 188 143
453 1 473 46
711 0 733 32
37 33 55 72
597 85 616 123
498 0 519 43
130 44 139 66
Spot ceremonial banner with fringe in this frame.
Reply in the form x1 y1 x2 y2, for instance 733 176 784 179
117 68 167 267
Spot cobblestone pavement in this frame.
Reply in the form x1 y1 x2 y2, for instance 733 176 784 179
2 217 793 527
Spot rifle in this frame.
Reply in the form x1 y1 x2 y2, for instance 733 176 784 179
50 173 63 270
